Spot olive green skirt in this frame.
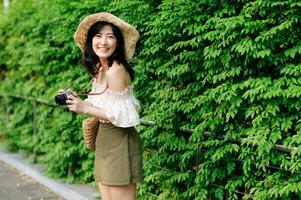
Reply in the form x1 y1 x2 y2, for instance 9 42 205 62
94 122 142 185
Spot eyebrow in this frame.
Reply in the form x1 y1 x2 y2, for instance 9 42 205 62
97 32 114 35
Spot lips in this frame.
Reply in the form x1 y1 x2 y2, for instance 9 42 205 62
97 47 110 53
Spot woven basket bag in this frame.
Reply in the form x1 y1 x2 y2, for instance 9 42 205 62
82 117 100 151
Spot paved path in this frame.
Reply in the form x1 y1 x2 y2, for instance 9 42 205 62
0 149 99 200
0 160 63 200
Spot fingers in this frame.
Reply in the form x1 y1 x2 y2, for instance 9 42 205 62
66 99 73 105
67 104 75 111
66 95 82 106
66 95 78 105
67 94 78 100
64 94 83 114
67 105 78 113
66 103 83 114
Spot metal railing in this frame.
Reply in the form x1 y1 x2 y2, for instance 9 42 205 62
0 92 299 198
0 92 296 153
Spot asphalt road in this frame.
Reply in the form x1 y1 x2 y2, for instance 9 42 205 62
0 160 64 200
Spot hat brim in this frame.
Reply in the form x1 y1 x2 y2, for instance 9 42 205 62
74 12 139 61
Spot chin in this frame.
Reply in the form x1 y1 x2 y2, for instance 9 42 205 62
96 53 112 59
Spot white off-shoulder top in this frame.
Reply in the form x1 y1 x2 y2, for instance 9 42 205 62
85 83 141 128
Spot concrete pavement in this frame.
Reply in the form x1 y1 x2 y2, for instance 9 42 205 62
0 160 63 200
0 149 99 200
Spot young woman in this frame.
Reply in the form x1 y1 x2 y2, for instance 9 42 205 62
66 12 142 200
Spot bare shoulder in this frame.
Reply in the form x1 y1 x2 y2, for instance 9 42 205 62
107 62 131 91
107 62 127 76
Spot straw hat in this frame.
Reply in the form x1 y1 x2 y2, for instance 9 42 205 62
74 12 139 61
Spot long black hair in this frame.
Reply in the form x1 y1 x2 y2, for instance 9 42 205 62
82 21 134 81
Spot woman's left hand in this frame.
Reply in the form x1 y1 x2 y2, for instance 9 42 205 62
66 94 88 114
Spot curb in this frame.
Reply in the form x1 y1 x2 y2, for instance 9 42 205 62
0 149 98 200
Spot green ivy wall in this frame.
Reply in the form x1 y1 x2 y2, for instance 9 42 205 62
0 0 301 199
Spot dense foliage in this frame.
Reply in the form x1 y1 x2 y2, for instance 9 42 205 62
0 0 301 199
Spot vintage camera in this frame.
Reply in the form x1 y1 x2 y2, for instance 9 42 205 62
55 90 74 105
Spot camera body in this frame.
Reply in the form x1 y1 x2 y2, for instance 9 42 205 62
55 90 74 105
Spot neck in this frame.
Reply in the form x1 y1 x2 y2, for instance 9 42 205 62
99 58 109 70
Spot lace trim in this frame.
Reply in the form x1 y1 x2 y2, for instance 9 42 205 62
99 119 110 123
87 83 140 127
103 102 140 127
93 83 133 96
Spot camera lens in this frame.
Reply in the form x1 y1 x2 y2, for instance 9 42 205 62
55 93 68 105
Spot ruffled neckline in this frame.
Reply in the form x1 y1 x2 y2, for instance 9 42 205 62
93 83 134 96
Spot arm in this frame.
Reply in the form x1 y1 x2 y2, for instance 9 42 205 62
64 77 108 120
66 94 109 120
65 63 130 119
106 62 131 92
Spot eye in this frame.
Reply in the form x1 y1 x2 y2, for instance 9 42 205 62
94 34 102 38
108 35 115 39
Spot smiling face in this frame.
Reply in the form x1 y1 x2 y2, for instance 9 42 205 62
92 24 117 60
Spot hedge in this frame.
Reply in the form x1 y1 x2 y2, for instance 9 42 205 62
0 0 301 199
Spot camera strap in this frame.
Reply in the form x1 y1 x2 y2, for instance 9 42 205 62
74 80 108 97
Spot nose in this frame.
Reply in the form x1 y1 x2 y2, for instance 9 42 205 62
100 37 108 46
